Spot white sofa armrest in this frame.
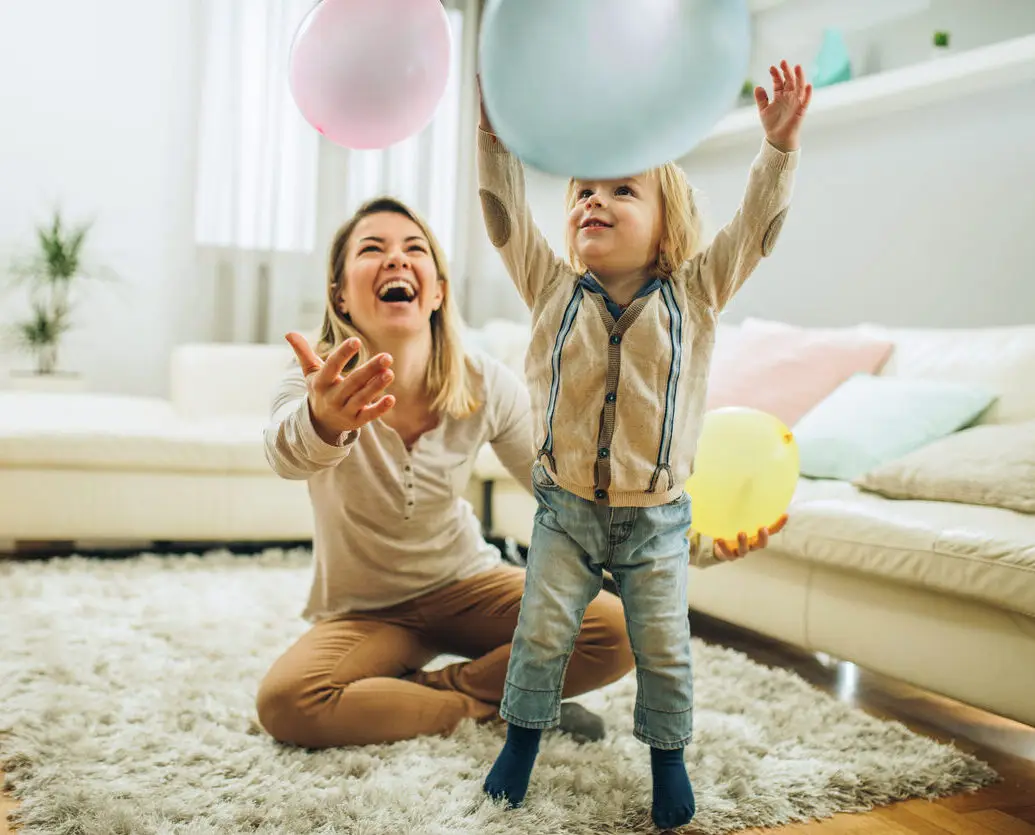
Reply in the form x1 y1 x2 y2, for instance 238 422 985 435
473 443 518 483
170 342 295 420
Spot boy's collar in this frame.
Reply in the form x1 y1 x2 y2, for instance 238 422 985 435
579 272 663 300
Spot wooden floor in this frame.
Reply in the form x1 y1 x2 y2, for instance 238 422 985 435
2 612 1033 834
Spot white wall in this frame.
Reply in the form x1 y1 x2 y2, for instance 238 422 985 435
688 79 1035 329
465 0 1035 329
0 0 201 395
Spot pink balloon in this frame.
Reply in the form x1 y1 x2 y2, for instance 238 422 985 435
288 0 452 149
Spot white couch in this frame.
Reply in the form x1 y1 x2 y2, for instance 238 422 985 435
0 344 313 545
0 342 486 547
470 319 1035 729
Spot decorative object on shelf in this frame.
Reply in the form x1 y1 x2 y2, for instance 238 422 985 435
932 30 952 59
697 33 1035 154
4 210 114 380
811 27 852 88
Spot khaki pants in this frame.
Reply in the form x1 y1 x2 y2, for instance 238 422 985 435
256 565 634 747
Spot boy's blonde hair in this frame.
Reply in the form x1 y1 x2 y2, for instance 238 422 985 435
317 196 480 420
565 162 701 277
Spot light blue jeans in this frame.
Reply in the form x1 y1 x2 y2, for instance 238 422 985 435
500 463 694 749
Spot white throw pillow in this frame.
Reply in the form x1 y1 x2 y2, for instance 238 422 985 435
854 421 1035 514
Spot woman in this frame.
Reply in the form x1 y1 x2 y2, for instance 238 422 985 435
257 196 773 749
257 196 635 748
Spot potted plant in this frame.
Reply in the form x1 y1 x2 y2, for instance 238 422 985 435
931 30 951 59
5 210 113 381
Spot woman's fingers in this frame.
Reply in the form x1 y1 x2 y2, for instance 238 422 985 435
334 352 393 405
347 367 395 415
354 395 397 427
319 338 363 388
285 332 322 376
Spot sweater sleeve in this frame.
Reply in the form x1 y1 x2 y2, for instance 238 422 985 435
681 138 799 312
484 357 535 494
688 531 722 569
263 365 357 480
476 128 571 309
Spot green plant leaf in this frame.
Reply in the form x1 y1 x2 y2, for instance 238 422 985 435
4 208 112 367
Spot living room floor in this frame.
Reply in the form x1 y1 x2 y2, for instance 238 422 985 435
689 614 1035 833
1 611 1033 834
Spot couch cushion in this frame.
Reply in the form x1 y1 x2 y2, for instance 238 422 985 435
792 374 995 480
170 342 296 420
706 318 894 426
0 392 272 475
463 319 530 381
474 442 513 482
780 478 1035 619
853 421 1035 514
861 323 1035 425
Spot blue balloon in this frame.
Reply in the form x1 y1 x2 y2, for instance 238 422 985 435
479 0 751 178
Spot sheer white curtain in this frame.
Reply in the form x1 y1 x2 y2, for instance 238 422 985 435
194 0 320 342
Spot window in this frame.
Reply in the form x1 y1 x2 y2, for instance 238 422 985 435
193 0 321 253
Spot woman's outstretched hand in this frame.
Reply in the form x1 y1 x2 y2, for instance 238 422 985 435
755 60 812 152
285 332 395 445
714 514 788 561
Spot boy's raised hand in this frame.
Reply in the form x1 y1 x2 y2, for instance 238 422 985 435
285 332 395 445
755 60 813 152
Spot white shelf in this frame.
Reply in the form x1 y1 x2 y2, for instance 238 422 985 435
693 33 1035 154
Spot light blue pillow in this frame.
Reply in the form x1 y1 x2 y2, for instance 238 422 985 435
793 374 996 481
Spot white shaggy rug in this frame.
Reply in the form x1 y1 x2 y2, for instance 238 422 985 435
1 549 997 834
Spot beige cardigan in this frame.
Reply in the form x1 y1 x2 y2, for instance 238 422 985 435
477 128 799 508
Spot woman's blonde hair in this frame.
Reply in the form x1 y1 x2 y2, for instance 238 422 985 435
317 196 480 419
565 162 701 277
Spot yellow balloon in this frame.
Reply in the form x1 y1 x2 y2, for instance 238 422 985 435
685 407 799 541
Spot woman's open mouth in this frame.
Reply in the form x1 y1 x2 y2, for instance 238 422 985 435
377 278 418 304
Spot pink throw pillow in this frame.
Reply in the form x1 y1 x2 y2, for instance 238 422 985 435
706 318 895 426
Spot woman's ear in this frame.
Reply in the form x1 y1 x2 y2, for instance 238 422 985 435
431 278 445 311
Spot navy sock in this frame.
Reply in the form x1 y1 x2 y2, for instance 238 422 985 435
483 723 542 807
650 746 696 830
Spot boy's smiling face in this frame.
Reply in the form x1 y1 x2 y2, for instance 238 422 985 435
567 174 664 280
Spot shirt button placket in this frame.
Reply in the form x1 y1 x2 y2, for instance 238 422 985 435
404 459 414 520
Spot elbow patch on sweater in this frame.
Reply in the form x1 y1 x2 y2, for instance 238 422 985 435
761 208 788 257
479 189 512 248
